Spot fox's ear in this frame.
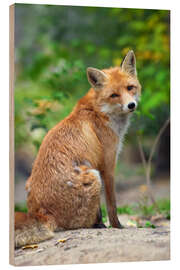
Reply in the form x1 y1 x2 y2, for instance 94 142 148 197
121 50 137 77
87 67 108 90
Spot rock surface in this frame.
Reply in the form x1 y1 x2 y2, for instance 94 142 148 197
14 223 170 266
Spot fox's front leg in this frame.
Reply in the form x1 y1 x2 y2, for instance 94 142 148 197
102 172 123 228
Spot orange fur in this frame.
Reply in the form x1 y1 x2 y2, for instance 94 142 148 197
15 51 141 248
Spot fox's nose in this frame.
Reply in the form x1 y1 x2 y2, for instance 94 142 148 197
128 102 136 110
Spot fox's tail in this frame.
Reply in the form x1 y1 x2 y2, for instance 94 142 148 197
15 212 55 248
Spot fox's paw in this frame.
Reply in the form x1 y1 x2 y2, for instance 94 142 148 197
93 223 106 228
73 163 102 187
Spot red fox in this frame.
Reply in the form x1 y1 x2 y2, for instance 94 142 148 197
15 50 141 248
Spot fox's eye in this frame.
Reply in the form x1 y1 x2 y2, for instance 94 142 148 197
110 93 119 98
127 85 134 91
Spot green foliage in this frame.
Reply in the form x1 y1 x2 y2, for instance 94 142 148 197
117 205 135 215
137 200 156 217
15 199 170 225
157 199 170 219
101 198 170 223
15 4 170 151
15 59 87 150
101 205 108 224
137 198 170 218
145 221 156 228
15 202 28 213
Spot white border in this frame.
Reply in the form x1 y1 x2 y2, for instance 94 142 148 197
1 0 180 269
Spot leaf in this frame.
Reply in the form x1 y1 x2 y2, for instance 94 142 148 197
22 244 38 250
127 220 138 227
58 238 67 243
55 238 68 245
139 184 148 193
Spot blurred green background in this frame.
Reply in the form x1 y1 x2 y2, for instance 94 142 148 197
14 4 170 206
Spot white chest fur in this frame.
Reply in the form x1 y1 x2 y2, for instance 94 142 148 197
108 114 130 162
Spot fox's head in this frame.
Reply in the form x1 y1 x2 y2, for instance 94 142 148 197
87 50 141 115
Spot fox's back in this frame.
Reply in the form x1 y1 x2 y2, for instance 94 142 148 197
30 108 103 177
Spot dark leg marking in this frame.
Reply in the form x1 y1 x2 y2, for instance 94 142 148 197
93 207 106 228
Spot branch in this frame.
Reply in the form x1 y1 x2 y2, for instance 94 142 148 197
137 117 170 206
147 117 170 169
137 136 147 171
